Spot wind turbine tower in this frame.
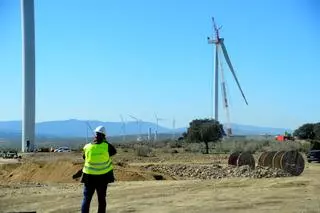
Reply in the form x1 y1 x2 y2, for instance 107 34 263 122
172 118 176 140
207 17 248 136
120 115 126 142
154 113 165 141
148 128 152 141
21 0 36 152
129 115 142 141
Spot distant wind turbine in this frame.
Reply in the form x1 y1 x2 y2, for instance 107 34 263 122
172 118 176 140
120 114 126 142
154 113 165 141
128 114 142 140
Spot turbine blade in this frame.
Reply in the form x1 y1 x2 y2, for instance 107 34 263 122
220 41 248 105
128 114 138 121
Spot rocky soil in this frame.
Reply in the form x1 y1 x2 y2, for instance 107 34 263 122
143 164 292 180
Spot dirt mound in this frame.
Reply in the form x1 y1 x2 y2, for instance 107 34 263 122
143 164 292 180
0 159 83 183
0 158 167 184
0 155 292 184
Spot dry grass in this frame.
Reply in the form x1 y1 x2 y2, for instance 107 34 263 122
1 164 320 213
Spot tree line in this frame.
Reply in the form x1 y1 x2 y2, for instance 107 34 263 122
183 119 320 154
293 123 320 141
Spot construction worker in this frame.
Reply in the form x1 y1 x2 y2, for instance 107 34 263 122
80 125 117 213
26 140 30 152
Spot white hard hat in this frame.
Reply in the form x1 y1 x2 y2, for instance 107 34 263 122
94 125 106 135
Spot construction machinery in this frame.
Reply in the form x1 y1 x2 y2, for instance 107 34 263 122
275 131 295 141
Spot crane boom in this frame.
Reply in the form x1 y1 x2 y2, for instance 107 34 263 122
218 47 232 136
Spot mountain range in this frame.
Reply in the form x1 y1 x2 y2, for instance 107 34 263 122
0 119 292 139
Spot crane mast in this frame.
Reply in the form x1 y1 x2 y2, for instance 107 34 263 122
219 48 232 136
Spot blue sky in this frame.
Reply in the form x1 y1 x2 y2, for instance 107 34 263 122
0 0 319 130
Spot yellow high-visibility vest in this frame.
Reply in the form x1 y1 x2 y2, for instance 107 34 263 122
82 142 113 175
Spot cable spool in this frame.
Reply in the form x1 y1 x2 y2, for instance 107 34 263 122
272 151 286 169
259 151 277 167
258 152 268 166
264 151 277 167
280 151 305 176
228 152 240 166
258 151 305 176
237 152 255 169
228 152 255 169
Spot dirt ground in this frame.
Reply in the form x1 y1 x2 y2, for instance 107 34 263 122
0 151 319 213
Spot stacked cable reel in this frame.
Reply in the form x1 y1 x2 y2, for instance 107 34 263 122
228 150 305 176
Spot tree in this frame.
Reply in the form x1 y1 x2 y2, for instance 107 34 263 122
293 123 316 140
313 123 320 141
186 118 225 154
181 132 188 139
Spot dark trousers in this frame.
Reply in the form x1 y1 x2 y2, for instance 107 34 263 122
81 183 108 213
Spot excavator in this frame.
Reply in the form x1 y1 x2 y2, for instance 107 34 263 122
275 131 295 142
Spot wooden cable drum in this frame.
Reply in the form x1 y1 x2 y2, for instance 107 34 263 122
228 152 240 166
237 152 255 169
272 151 286 169
262 151 277 167
258 152 268 166
280 151 305 176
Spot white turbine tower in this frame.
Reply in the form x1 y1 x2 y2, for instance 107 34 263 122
84 121 96 143
120 114 126 142
21 0 36 152
172 118 176 140
129 115 142 141
207 17 248 137
154 113 165 141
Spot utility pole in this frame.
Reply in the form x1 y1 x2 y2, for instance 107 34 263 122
21 0 36 152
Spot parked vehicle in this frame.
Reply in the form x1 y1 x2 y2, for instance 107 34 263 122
307 142 320 163
1 151 21 159
54 146 71 153
307 150 320 163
